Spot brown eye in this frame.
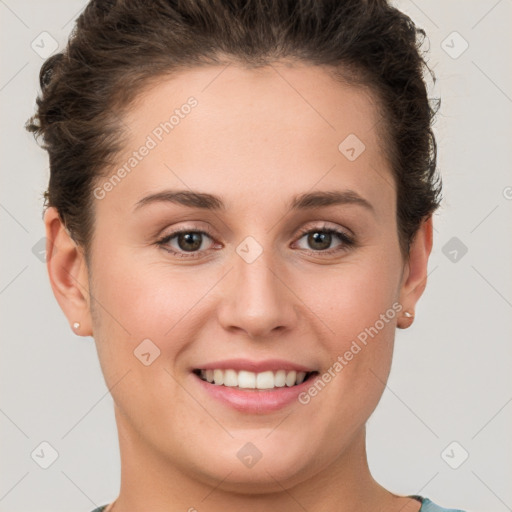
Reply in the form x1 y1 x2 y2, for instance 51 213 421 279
306 231 333 251
294 226 355 255
176 232 204 252
157 229 216 258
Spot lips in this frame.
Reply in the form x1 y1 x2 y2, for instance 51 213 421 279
190 359 319 412
195 358 315 373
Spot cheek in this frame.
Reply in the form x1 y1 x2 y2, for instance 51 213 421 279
89 250 208 436
297 248 401 413
89 245 225 381
91 245 199 335
306 248 402 344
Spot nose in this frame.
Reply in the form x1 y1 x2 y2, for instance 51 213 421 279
216 244 299 340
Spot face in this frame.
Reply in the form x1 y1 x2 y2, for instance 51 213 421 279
51 62 428 492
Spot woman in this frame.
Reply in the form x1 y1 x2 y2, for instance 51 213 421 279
26 0 465 510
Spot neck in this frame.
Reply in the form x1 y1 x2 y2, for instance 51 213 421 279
108 405 411 512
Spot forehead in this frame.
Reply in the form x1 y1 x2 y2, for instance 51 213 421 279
100 62 394 217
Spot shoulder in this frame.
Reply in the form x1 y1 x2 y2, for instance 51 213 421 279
413 495 467 512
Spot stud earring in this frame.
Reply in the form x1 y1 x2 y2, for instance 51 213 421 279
73 322 80 330
397 310 415 329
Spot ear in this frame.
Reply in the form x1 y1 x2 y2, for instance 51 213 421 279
397 215 434 329
44 207 93 336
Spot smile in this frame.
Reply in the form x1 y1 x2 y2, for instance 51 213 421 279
191 358 321 412
194 368 318 389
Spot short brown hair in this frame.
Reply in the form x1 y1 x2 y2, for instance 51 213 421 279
26 0 441 257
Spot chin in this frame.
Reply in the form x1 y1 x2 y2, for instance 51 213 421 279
184 434 328 493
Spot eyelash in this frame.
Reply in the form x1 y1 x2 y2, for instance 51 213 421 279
155 224 355 259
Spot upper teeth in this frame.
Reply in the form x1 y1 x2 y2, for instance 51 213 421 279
199 369 308 389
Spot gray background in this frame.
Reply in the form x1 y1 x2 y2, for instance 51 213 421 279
1 1 511 511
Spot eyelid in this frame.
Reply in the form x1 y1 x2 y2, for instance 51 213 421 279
295 220 354 239
157 222 216 240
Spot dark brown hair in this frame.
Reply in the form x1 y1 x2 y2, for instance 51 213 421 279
26 0 441 257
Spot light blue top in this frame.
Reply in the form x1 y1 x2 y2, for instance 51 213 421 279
411 496 467 511
90 495 467 511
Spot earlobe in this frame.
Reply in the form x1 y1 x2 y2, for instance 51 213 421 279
397 216 434 329
44 207 93 336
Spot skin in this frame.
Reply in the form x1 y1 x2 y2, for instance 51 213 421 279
45 62 432 512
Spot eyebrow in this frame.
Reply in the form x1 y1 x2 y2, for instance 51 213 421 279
133 189 375 214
